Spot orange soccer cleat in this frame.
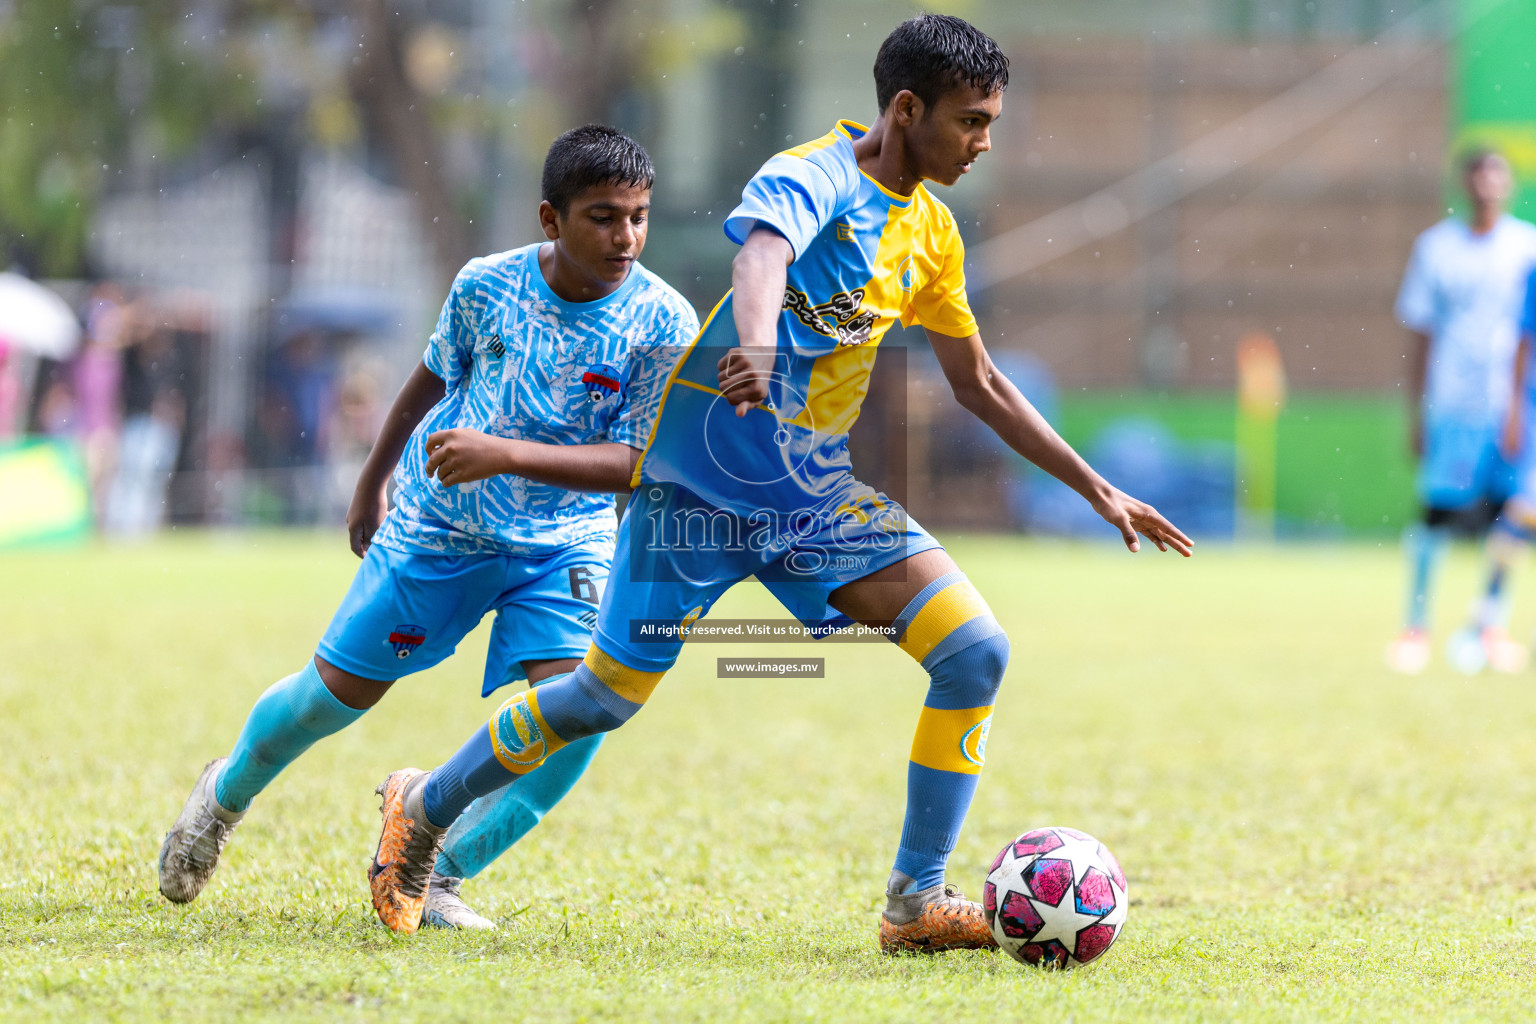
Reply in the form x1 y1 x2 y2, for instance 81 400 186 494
879 882 999 954
369 768 446 934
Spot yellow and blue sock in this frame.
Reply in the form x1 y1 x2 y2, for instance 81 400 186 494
422 648 662 828
214 658 366 812
889 571 1009 893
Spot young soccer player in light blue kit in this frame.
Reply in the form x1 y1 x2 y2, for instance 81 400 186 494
1387 149 1536 674
368 16 1191 952
158 126 697 927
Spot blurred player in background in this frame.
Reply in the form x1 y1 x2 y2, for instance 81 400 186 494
1474 264 1536 665
157 126 697 927
1387 149 1536 675
367 14 1190 952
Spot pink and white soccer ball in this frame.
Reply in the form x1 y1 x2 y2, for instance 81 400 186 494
983 826 1128 968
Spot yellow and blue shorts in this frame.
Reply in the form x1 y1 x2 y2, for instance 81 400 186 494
592 482 941 672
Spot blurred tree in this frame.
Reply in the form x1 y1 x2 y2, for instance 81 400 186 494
0 1 254 276
347 0 474 285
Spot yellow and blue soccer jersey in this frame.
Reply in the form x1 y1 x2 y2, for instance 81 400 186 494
634 120 978 515
374 244 698 557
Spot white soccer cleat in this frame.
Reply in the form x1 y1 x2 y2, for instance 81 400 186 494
421 872 498 931
1445 625 1489 675
159 757 246 903
1482 626 1530 674
1384 628 1431 675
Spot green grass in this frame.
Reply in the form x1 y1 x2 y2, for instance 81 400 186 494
4 532 1536 1021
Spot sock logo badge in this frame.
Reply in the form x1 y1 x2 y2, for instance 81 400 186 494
961 715 991 767
491 692 547 768
388 624 427 659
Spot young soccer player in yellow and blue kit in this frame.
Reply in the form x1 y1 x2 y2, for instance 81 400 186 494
370 15 1192 952
158 126 697 928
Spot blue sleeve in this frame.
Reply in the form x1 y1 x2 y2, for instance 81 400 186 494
422 259 483 389
1523 266 1536 337
609 295 699 449
724 154 845 261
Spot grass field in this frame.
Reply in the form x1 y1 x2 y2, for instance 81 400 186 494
5 532 1536 1021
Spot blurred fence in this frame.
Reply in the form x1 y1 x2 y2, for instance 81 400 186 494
0 0 1511 542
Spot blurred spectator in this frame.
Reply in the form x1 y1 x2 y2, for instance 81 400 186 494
325 363 384 522
105 324 186 537
0 341 20 441
75 283 130 520
253 330 338 523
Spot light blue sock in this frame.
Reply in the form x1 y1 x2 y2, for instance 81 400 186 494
214 658 366 812
1405 524 1449 630
435 734 603 879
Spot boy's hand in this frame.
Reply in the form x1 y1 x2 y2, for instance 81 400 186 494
346 482 389 558
717 347 777 417
425 428 517 486
1091 486 1194 556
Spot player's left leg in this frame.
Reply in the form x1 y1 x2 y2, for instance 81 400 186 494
371 484 748 932
425 541 613 929
1445 441 1528 674
824 546 1008 953
1457 497 1535 674
371 648 671 933
426 657 609 930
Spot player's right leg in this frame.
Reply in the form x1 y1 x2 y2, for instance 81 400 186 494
1387 509 1448 675
1388 418 1487 674
822 545 1007 954
158 545 502 904
158 655 381 904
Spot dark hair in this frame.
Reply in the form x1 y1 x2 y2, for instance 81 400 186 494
873 14 1009 113
1461 146 1508 176
541 125 655 215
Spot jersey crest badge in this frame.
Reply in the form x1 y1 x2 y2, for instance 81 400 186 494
388 624 427 659
582 363 623 402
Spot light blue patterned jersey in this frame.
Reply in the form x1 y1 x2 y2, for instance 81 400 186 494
373 244 698 557
1396 214 1536 426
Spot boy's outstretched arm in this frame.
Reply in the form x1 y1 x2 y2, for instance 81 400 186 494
347 360 447 557
927 328 1193 556
422 431 639 494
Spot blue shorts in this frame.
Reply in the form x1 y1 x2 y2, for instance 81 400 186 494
592 483 942 672
317 537 611 696
1418 417 1515 510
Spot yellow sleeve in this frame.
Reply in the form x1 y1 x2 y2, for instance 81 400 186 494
900 209 979 338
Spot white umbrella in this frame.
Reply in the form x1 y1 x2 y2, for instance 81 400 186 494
0 273 81 360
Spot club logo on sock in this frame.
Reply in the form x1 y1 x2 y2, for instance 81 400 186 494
490 692 548 768
961 716 991 767
388 624 427 659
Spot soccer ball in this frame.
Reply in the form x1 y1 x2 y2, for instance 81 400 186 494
983 826 1128 968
